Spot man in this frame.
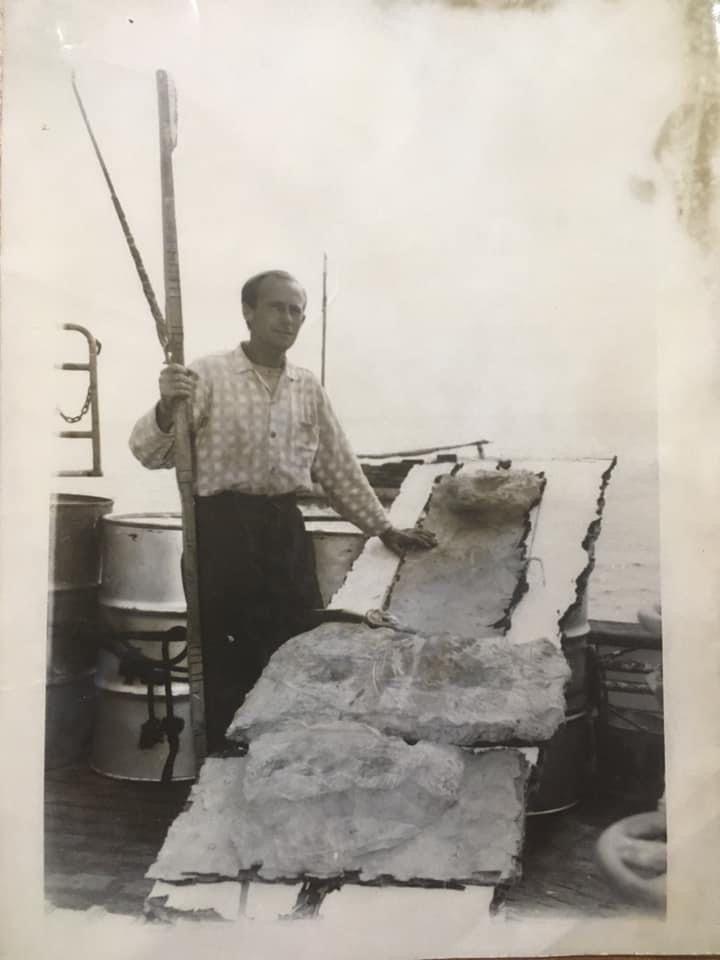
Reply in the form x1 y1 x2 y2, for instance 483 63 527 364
130 270 435 750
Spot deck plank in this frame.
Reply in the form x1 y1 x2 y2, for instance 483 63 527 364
504 458 615 649
329 462 454 613
45 762 190 915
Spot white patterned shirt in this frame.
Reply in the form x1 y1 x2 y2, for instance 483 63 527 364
129 345 391 536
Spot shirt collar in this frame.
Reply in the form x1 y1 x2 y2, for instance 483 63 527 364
232 343 300 381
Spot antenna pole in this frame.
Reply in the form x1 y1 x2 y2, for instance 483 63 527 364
321 252 328 387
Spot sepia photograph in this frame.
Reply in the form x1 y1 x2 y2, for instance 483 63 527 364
1 0 719 956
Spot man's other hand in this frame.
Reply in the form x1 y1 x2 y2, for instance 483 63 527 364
380 526 437 556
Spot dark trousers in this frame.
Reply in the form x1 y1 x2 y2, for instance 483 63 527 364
192 491 323 752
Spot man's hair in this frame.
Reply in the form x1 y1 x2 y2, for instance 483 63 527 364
241 270 307 309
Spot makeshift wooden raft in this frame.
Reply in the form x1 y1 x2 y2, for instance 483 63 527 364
146 457 615 923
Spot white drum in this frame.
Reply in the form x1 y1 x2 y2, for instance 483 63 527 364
95 513 193 781
99 513 186 633
91 637 195 782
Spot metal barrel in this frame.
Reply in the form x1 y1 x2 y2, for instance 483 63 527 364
594 641 664 808
90 635 195 782
47 493 115 662
92 513 194 781
46 493 114 769
98 513 186 632
527 710 592 815
306 521 366 606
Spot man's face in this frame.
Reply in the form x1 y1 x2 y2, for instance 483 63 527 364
243 276 306 353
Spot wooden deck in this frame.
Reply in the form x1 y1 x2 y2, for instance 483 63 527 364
45 763 189 917
44 761 644 920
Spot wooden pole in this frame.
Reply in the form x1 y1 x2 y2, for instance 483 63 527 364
156 70 207 770
72 71 206 768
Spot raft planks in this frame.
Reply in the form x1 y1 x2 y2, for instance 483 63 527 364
502 458 615 649
329 462 454 614
145 878 495 932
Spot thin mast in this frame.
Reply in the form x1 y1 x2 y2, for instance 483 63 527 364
321 252 328 387
71 74 169 357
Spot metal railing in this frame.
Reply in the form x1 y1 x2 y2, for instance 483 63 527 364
56 323 102 477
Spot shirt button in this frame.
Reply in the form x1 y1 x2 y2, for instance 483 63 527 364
270 431 277 438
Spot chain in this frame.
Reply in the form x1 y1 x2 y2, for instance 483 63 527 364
58 384 93 423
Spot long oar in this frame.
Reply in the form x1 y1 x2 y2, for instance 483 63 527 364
156 70 207 769
72 73 207 770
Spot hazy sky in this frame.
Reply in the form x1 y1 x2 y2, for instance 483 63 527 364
4 0 684 503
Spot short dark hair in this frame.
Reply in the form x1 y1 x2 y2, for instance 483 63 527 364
241 270 306 308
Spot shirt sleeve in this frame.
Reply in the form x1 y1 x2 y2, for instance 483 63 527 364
128 363 212 470
311 386 392 537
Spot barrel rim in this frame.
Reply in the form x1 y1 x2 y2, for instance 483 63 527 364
102 512 182 529
50 582 100 593
562 709 589 723
94 678 190 696
99 600 187 614
50 493 115 508
306 525 365 536
46 666 97 686
88 763 194 783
